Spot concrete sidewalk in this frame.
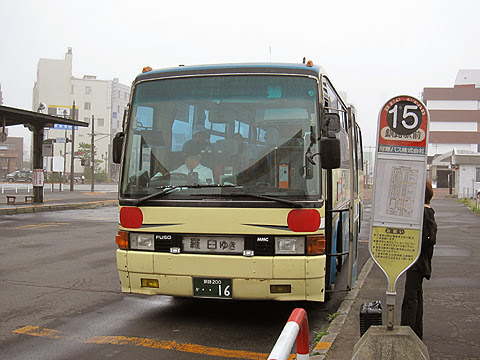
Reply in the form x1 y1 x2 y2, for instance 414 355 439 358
313 193 480 360
0 183 118 215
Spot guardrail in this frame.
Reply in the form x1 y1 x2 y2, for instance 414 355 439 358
268 308 309 360
1 184 33 194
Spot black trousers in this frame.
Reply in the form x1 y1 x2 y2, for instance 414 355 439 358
401 269 424 339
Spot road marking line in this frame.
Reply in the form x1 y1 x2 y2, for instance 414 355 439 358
13 326 295 360
13 326 62 339
14 223 71 229
86 336 278 359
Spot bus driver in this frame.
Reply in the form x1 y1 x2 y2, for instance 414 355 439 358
171 149 214 185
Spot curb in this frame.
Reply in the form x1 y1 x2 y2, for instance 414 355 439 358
0 200 118 215
310 257 375 359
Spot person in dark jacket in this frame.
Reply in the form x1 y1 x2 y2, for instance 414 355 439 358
401 180 437 340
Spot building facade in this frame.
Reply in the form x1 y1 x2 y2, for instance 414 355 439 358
452 152 480 198
422 70 480 190
0 131 24 179
32 48 130 180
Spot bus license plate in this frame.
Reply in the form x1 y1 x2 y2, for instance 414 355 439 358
193 278 232 299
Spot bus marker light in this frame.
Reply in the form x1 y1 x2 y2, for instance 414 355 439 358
307 235 326 255
116 231 129 250
142 66 153 73
141 279 159 288
120 207 143 229
270 285 292 294
287 209 320 232
306 60 314 67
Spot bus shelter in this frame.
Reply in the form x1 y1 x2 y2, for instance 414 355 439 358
0 105 88 203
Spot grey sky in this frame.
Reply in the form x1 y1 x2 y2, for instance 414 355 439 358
1 0 479 147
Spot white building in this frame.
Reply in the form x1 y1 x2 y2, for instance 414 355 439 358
32 48 130 179
422 69 480 189
452 151 480 198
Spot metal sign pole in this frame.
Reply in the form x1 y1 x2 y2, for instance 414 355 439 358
91 115 95 192
69 101 76 192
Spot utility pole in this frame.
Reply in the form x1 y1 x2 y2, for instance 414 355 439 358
69 101 76 191
59 109 68 192
91 114 95 192
63 129 67 188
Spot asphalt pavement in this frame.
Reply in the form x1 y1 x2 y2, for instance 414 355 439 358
2 183 479 359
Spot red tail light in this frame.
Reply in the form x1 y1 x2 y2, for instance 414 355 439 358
287 209 321 232
120 207 143 229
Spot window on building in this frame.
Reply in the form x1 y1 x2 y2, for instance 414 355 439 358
85 86 92 95
476 167 480 182
84 102 91 110
97 118 105 127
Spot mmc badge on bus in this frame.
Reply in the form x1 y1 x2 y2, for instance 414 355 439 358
193 277 232 299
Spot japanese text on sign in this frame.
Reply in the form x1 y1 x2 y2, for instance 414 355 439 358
183 237 243 254
371 226 421 292
386 166 419 218
371 228 417 262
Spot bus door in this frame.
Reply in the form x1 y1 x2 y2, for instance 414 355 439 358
347 107 360 290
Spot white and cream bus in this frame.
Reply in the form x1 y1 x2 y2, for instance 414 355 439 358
112 62 364 301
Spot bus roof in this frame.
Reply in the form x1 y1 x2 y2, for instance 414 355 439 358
135 62 326 83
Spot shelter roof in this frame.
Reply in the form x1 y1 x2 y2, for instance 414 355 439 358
0 105 88 129
452 153 480 166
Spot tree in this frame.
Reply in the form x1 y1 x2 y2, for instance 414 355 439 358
78 142 105 182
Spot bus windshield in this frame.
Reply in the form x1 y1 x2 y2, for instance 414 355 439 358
121 75 320 200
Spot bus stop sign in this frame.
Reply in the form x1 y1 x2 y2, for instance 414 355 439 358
378 96 428 155
370 95 430 329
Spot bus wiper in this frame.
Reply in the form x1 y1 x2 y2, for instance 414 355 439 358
134 184 236 206
134 186 182 206
192 192 304 208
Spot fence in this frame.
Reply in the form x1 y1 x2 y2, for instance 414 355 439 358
1 184 33 194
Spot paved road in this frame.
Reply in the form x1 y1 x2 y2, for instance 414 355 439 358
0 203 371 359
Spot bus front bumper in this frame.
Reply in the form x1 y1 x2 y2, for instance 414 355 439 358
117 250 327 302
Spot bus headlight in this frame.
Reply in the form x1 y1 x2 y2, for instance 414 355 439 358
130 233 155 251
275 237 305 255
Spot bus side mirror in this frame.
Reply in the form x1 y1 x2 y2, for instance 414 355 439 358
323 113 341 133
320 136 341 169
319 113 341 169
112 132 124 164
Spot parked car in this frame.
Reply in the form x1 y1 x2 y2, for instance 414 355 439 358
6 170 33 183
